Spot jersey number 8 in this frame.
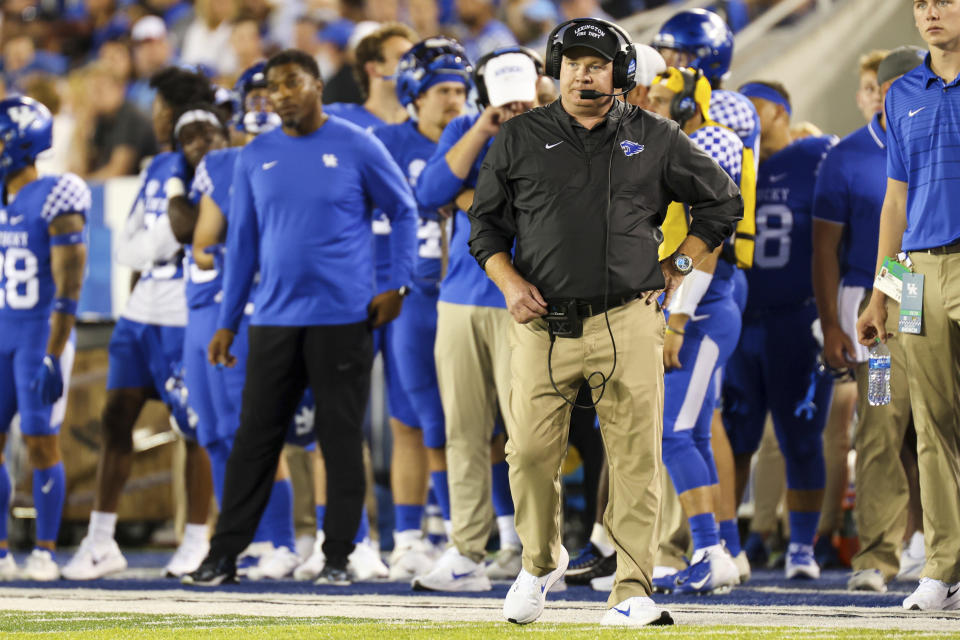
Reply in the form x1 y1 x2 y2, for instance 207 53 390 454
0 247 39 309
755 204 793 269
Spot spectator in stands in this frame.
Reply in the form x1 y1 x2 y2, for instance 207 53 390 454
143 0 194 48
2 34 67 92
856 49 887 123
508 0 559 50
22 73 75 175
180 0 239 75
409 0 442 42
558 0 613 22
73 62 157 179
366 0 400 23
230 17 266 74
319 19 363 104
129 16 175 117
457 0 517 63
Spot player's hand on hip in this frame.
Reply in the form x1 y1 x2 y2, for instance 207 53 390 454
823 323 857 369
368 289 404 329
663 331 683 371
208 329 237 367
503 275 547 324
31 355 63 405
856 294 889 346
651 261 684 307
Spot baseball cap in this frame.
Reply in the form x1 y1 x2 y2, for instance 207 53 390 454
484 52 538 106
634 44 666 88
132 15 167 43
876 45 925 86
561 21 621 61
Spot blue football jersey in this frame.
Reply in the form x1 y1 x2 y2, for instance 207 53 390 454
375 121 443 293
0 174 90 320
746 136 837 311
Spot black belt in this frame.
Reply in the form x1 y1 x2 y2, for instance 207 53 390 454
553 292 639 318
916 239 960 255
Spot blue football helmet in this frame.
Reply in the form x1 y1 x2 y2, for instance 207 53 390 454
232 61 281 134
0 96 53 182
653 9 734 84
395 38 473 116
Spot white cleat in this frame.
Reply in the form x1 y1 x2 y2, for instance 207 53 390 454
248 546 301 580
848 569 887 593
0 553 17 580
600 596 674 627
898 531 926 582
733 550 751 584
412 546 492 592
348 538 388 581
388 535 435 581
235 542 273 578
503 545 568 625
485 546 522 580
22 549 60 581
164 540 209 578
591 573 615 592
61 537 127 580
785 543 820 580
652 565 679 580
903 577 960 611
294 534 325 581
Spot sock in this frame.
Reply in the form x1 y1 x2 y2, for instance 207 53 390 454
497 515 520 549
788 510 820 548
689 512 720 552
490 461 514 518
394 504 423 533
263 479 296 551
590 522 615 557
443 519 453 538
719 519 741 557
183 523 208 547
429 470 451 521
33 463 66 544
89 510 117 544
315 505 326 532
353 506 370 544
206 441 231 508
0 463 10 545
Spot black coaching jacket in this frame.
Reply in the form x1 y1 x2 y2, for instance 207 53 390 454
468 99 743 300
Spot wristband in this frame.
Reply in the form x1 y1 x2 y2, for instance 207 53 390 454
53 297 78 316
666 326 685 336
51 231 85 246
667 268 713 317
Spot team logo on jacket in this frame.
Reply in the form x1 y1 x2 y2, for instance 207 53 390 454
620 140 644 157
323 154 338 168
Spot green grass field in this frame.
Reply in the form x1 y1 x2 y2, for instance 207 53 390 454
0 612 953 639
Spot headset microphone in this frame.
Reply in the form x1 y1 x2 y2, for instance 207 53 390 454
579 88 630 99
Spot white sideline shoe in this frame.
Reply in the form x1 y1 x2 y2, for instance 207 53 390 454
294 534 325 581
388 535 435 581
903 577 960 611
503 546 568 625
23 549 60 581
848 569 886 592
248 546 301 580
236 541 273 578
165 540 209 578
486 546 522 580
0 553 17 580
898 531 926 582
600 596 673 627
348 538 388 581
61 537 127 580
785 543 820 580
412 546 491 592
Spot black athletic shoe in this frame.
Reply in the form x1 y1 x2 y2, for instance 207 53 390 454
565 543 616 585
181 556 238 587
315 559 352 586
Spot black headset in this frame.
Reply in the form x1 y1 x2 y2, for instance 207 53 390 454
669 67 702 128
474 46 545 108
544 18 638 92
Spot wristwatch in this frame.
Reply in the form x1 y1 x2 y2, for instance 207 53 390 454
672 253 693 276
397 285 410 298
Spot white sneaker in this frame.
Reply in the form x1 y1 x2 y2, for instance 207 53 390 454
785 543 820 580
294 534 325 581
898 531 926 581
388 535 435 581
485 546 522 580
295 534 315 561
848 569 886 592
652 565 679 580
733 550 751 584
348 538 388 581
673 545 739 595
591 573 614 592
903 577 960 611
61 537 127 580
248 546 301 580
0 553 17 580
503 545 568 625
23 549 60 581
236 541 273 578
411 546 492 592
164 540 209 578
600 596 673 627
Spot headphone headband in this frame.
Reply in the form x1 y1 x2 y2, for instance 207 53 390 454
544 18 638 91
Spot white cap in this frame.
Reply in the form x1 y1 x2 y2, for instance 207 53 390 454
484 52 538 107
634 44 666 88
132 15 167 42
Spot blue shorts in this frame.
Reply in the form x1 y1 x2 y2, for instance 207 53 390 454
391 287 445 448
374 320 418 429
0 318 75 436
185 303 243 447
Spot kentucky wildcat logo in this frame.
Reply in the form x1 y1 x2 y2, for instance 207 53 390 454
620 140 645 157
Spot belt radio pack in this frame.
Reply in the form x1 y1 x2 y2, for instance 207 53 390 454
545 300 583 338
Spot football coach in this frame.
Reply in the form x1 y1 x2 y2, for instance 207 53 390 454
468 18 742 628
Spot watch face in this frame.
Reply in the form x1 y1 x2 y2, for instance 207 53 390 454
675 254 693 273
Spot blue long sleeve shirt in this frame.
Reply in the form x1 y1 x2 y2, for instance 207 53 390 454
218 116 418 331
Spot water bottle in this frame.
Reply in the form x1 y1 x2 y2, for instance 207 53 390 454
867 340 891 406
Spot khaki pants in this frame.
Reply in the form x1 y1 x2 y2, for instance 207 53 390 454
902 251 960 583
436 302 513 562
654 472 690 570
852 295 912 580
507 298 665 606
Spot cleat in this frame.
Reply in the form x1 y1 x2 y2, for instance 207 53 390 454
600 596 674 627
348 538 388 581
0 553 17 580
672 545 738 596
485 545 522 581
565 542 616 585
785 543 820 580
165 540 210 578
848 568 887 592
503 546 568 625
23 549 59 581
898 531 926 582
181 556 237 587
61 537 127 580
388 535 435 581
412 546 491 592
903 577 960 611
294 534 326 581
248 546 300 580
235 542 273 578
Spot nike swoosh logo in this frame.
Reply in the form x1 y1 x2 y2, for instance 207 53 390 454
451 570 474 580
769 173 788 183
545 141 563 150
909 107 926 117
262 161 278 170
948 586 960 598
613 606 631 617
688 575 710 591
41 479 54 494
690 313 711 322
10 215 23 225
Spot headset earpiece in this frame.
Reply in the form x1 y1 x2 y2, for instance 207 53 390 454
670 68 699 127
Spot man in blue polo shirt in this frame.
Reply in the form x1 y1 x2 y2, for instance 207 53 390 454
814 47 924 594
858 0 960 612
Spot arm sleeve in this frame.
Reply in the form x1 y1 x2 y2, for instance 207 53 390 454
361 134 418 292
416 118 471 210
812 147 850 225
467 127 516 269
217 153 259 332
662 125 743 251
885 93 908 182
